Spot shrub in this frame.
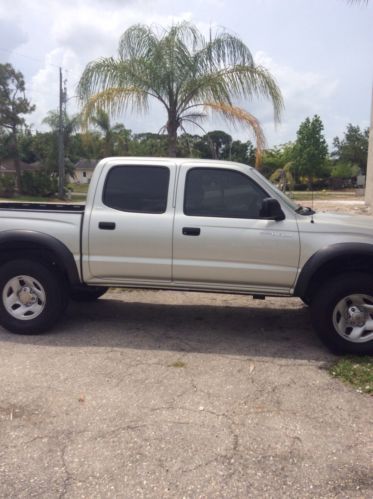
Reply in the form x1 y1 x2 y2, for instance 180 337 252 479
0 175 16 197
21 171 58 197
331 163 360 179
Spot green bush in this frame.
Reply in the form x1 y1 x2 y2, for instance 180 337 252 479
0 175 16 197
331 163 360 179
21 171 58 197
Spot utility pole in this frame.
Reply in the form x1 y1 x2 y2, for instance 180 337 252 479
365 85 373 207
58 67 65 199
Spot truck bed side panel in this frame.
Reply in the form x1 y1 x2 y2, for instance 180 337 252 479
0 211 83 279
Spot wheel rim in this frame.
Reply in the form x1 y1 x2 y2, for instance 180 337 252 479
2 275 46 321
332 294 373 343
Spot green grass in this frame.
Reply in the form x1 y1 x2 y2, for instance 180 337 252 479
168 360 187 368
68 183 89 194
329 357 373 394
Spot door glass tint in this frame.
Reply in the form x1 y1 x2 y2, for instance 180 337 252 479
103 165 170 213
184 168 268 219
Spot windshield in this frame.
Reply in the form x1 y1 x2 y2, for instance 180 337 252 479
250 168 300 211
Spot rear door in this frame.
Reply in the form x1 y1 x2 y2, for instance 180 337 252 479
172 164 300 292
87 162 175 282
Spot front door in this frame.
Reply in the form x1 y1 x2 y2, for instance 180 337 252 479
172 164 300 293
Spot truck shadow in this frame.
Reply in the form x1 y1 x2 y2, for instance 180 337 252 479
0 295 333 362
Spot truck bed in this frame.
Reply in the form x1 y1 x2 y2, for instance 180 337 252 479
0 204 84 279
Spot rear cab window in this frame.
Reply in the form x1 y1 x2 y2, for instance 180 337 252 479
103 165 170 214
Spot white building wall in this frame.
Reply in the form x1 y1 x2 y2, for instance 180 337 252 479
73 170 94 184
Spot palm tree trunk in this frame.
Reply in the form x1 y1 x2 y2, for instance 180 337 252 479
168 132 177 157
167 111 178 157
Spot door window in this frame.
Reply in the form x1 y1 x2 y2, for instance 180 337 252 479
184 168 268 219
103 165 170 213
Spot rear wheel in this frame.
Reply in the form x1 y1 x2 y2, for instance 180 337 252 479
0 259 68 335
70 286 108 302
311 272 373 355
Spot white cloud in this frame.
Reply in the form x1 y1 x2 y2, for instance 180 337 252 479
29 48 82 128
248 51 340 146
0 18 28 57
21 5 220 132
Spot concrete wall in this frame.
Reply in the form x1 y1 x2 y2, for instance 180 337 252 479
365 87 373 206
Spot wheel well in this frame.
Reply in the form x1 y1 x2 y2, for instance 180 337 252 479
301 254 373 303
0 244 71 287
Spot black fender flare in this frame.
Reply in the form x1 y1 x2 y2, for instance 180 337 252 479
294 242 373 298
0 230 81 286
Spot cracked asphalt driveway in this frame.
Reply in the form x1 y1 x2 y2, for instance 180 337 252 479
0 289 372 498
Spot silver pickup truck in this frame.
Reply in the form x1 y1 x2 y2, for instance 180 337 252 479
0 157 372 354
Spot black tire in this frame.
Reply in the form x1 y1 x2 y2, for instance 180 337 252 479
0 259 68 335
310 272 373 355
70 286 108 302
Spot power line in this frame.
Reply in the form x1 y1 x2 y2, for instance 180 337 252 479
0 47 63 69
25 87 58 97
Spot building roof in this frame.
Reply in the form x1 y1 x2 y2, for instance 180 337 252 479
0 159 43 173
74 159 99 170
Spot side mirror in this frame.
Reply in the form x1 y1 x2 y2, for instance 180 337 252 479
260 198 285 221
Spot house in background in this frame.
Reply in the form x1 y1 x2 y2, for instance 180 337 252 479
72 159 99 184
0 159 43 175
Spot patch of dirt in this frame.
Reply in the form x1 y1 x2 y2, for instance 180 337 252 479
303 197 372 215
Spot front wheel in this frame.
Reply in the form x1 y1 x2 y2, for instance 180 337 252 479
0 259 67 335
311 272 373 355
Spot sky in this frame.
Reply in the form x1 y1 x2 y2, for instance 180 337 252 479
0 0 372 149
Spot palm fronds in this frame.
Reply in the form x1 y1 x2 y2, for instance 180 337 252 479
203 102 266 167
80 87 148 128
77 22 283 161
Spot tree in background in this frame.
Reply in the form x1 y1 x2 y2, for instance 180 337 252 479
292 115 328 185
331 162 360 179
261 142 296 190
332 124 369 174
0 63 35 190
261 142 295 179
202 130 232 159
229 140 255 164
175 133 202 157
129 132 168 157
91 108 114 156
78 22 283 165
90 108 131 156
42 110 80 178
111 123 131 156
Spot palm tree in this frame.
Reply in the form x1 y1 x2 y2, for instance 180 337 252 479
78 22 283 167
90 108 115 156
90 108 130 156
42 110 80 143
42 110 80 177
269 162 294 191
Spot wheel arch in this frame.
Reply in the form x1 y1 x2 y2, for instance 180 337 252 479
294 243 373 302
0 230 81 287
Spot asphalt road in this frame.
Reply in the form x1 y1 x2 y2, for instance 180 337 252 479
0 289 372 498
